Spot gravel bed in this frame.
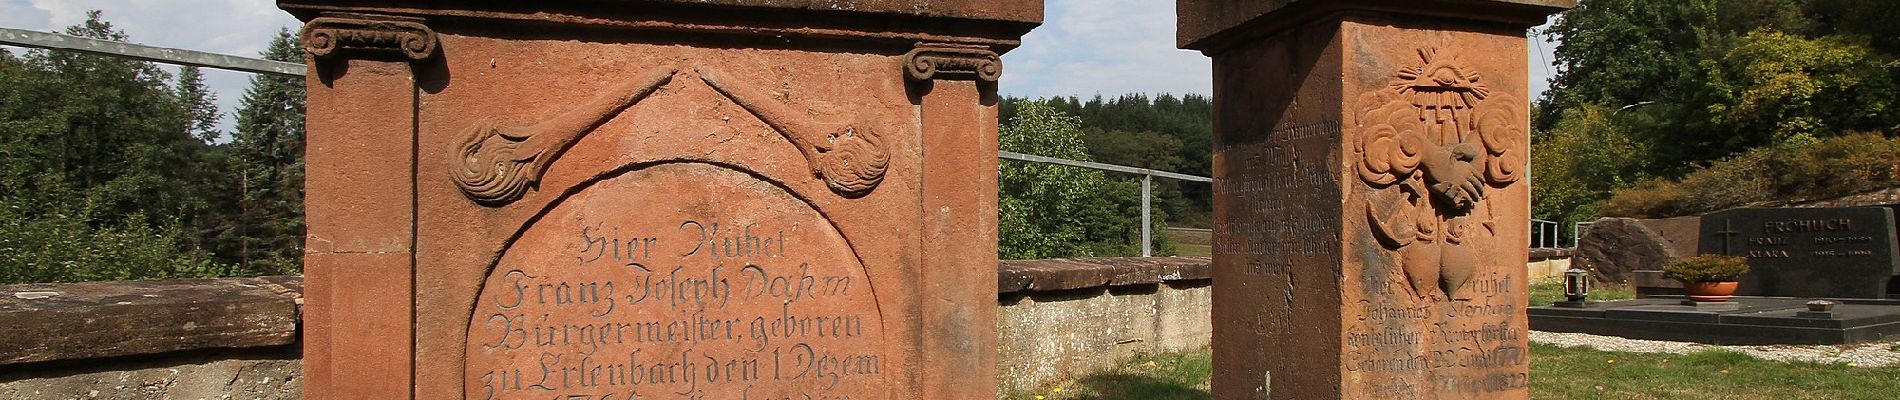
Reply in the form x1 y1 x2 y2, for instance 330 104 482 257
1530 330 1900 368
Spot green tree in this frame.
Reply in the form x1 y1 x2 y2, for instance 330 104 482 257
1000 94 1214 226
999 103 1166 259
1530 105 1654 234
1703 29 1895 145
223 28 308 275
1538 0 1719 130
0 11 234 282
1535 0 1900 220
175 66 220 142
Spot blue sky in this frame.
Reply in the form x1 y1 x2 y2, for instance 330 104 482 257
2 0 1559 133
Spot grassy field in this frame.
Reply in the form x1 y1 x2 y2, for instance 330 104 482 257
1529 276 1636 306
1005 350 1212 400
1006 344 1900 400
1164 228 1211 257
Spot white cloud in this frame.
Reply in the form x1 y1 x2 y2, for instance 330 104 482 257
0 1 52 30
1001 0 1212 99
5 0 300 138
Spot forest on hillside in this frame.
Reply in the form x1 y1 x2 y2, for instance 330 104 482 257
1533 0 1900 231
995 96 1214 259
0 12 306 283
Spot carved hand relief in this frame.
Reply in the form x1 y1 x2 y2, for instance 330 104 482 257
450 67 892 205
697 68 890 198
1355 48 1523 300
453 68 678 206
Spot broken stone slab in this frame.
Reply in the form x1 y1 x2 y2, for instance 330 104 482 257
0 277 303 366
998 257 1213 294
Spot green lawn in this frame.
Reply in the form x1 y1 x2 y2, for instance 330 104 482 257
1529 277 1636 306
1005 350 1211 400
1006 343 1900 400
1163 228 1212 257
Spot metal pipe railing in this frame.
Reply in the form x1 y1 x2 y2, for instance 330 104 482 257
0 27 304 77
7 26 1569 257
1000 151 1210 257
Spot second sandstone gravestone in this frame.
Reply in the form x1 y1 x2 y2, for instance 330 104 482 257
280 1 1041 399
1178 0 1571 398
1698 207 1900 299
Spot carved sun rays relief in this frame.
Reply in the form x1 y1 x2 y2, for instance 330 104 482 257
449 67 891 206
1356 48 1524 300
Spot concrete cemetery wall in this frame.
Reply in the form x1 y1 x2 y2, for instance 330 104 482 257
0 258 1214 399
995 257 1214 395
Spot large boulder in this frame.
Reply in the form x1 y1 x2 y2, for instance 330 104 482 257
1575 218 1679 284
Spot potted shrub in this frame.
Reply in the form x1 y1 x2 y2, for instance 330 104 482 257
1662 255 1751 302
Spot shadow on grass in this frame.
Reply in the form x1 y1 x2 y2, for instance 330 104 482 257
1071 373 1210 400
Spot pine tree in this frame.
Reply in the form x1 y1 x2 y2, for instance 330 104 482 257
175 66 221 142
225 28 308 274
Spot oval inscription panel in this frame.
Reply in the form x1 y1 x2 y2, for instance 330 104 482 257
467 163 886 400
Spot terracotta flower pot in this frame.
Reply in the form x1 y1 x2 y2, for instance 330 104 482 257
1684 281 1740 302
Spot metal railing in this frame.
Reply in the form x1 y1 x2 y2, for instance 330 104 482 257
999 151 1211 257
1572 221 1595 248
1 27 304 77
7 27 1569 257
1530 219 1561 249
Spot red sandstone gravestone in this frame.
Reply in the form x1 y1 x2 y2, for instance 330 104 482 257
280 1 1040 398
1178 1 1570 398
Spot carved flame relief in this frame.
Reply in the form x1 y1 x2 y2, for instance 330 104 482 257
452 68 677 206
697 68 890 198
1356 48 1523 300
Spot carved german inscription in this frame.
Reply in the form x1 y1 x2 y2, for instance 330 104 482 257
467 163 885 399
1344 269 1526 397
1698 207 1900 299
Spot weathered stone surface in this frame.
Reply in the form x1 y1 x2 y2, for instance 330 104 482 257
998 257 1211 293
1697 207 1900 299
1637 216 1702 260
0 277 301 366
1528 248 1571 260
0 348 301 400
279 0 1041 51
995 279 1212 397
1575 218 1680 284
284 2 1038 399
1184 0 1562 397
1177 0 1572 50
282 0 1042 24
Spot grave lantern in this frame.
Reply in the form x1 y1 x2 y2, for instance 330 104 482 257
1564 267 1591 302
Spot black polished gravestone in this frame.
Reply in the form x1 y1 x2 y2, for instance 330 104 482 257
1699 207 1900 299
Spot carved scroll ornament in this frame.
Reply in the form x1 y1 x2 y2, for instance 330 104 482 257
903 44 1002 82
1355 48 1523 300
452 68 678 206
300 14 437 62
698 68 890 197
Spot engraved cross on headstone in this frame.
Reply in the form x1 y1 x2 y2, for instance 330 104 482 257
1715 218 1741 256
